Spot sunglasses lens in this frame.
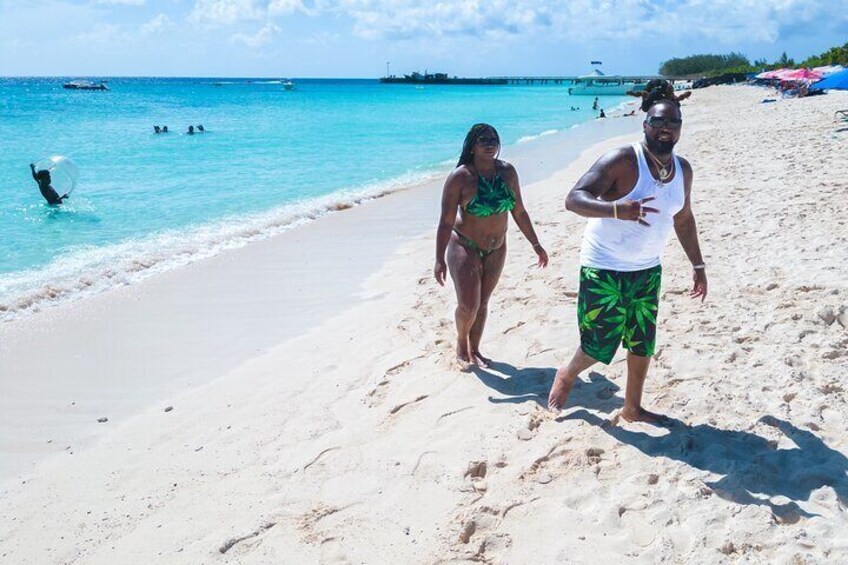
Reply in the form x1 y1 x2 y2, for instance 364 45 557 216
649 118 682 128
478 136 498 146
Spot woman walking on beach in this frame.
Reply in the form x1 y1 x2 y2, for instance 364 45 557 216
434 123 548 367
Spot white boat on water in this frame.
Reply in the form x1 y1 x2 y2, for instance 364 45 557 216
568 68 645 96
282 80 295 90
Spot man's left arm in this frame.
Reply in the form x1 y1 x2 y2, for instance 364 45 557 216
673 158 707 301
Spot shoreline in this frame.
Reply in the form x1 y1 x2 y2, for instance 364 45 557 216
1 103 633 323
4 85 844 563
0 112 641 483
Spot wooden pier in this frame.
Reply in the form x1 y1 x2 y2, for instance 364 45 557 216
495 75 661 85
380 72 661 86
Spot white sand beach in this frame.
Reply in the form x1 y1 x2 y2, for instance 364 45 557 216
1 85 847 564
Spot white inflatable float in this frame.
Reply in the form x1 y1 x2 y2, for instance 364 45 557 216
34 155 79 196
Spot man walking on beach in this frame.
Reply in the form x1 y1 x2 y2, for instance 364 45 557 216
548 99 707 422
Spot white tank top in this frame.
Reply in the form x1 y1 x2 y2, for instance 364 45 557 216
579 142 685 271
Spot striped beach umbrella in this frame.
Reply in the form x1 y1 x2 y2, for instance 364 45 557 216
755 69 787 79
776 68 823 81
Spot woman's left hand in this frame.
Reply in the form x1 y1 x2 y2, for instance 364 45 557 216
534 245 549 268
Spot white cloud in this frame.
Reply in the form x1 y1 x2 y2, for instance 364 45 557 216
287 0 842 45
189 0 266 26
141 13 174 35
268 0 312 16
74 22 123 43
93 0 146 5
230 21 281 46
183 0 844 46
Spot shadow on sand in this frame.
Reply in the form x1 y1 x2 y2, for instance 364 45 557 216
472 363 848 523
471 360 622 414
567 408 848 523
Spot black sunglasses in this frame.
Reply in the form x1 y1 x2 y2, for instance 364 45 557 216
476 136 499 146
646 116 683 129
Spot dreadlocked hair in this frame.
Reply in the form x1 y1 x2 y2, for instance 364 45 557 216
457 123 500 167
641 79 682 112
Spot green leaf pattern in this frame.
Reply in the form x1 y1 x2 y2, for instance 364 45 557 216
577 265 661 363
464 175 517 217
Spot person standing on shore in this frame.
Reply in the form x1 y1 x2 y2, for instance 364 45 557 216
548 97 707 422
435 123 548 367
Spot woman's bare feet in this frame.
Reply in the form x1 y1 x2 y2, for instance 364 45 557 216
456 340 472 365
471 350 492 368
547 370 577 411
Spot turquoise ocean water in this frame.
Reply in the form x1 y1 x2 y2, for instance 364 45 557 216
0 78 627 319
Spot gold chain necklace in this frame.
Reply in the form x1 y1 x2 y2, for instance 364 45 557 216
642 143 673 181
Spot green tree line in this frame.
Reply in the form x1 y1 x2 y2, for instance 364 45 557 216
659 53 750 76
801 42 848 67
659 42 848 77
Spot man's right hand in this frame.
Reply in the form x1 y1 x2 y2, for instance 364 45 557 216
434 259 447 286
616 196 659 226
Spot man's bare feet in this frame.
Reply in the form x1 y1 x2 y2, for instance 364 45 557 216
619 406 669 425
548 371 576 411
471 350 492 368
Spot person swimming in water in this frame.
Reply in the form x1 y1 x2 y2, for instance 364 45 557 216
197 124 205 133
29 163 68 205
187 125 195 135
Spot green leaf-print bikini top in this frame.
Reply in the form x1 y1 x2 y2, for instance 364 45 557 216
463 166 516 217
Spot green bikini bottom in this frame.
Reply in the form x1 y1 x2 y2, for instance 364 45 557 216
453 229 498 259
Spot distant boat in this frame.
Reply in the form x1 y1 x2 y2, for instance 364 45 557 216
282 80 295 90
63 80 109 91
569 66 646 96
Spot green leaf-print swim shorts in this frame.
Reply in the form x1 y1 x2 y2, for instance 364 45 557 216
577 265 662 364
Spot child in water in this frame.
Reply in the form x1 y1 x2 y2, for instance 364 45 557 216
29 163 68 205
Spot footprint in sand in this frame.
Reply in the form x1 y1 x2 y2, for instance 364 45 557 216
389 395 428 415
586 447 604 466
319 537 350 564
367 356 427 409
619 510 656 547
461 460 488 493
218 521 276 555
520 445 565 485
517 410 546 441
301 446 341 473
365 380 389 406
453 507 511 560
501 321 526 335
298 503 357 544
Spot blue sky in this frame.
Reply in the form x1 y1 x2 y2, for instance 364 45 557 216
1 0 845 77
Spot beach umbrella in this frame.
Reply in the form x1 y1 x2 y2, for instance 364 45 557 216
756 69 786 80
810 67 848 91
813 65 844 77
776 68 822 81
